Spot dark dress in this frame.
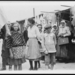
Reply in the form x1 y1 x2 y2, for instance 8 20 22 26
0 25 12 65
10 31 26 65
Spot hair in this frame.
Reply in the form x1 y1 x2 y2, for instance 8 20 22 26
11 22 21 33
28 18 35 25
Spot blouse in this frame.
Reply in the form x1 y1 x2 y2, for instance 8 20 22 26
27 25 40 38
58 26 71 37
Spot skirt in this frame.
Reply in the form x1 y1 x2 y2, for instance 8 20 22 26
10 46 26 65
11 46 25 59
26 38 41 61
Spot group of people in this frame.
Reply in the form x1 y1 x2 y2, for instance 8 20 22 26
0 18 73 71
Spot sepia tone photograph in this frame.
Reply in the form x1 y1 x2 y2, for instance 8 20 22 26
0 1 75 74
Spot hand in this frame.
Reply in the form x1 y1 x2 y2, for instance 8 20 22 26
44 50 48 54
63 35 66 37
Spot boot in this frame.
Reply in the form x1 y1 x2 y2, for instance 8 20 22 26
34 61 38 70
38 61 41 68
29 60 33 70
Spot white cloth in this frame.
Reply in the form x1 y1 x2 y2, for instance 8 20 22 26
28 25 40 38
58 26 71 37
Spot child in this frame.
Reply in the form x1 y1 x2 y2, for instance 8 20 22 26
10 22 26 70
42 25 56 70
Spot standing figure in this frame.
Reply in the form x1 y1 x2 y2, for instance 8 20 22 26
37 24 43 68
10 22 26 70
42 25 56 70
27 18 41 70
58 20 71 61
0 22 12 70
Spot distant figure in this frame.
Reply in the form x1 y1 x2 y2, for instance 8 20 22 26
58 20 71 60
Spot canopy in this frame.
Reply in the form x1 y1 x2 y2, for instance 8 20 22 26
0 1 75 27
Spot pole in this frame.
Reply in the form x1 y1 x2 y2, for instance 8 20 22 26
33 8 35 17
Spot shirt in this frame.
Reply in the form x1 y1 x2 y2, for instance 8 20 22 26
28 25 40 38
44 33 56 45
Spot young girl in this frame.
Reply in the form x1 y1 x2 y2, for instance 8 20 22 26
42 25 56 70
10 22 26 70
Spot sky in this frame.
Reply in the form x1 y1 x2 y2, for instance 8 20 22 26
0 1 75 26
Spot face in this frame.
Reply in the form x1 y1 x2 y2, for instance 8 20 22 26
27 21 33 27
7 22 11 28
38 25 42 31
13 23 19 31
46 27 51 33
61 22 65 27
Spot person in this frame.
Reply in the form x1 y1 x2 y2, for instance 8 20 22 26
0 22 12 70
42 25 56 70
58 20 71 61
26 18 41 70
37 24 43 68
10 22 26 70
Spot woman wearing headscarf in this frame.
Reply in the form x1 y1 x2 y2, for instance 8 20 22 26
0 22 12 70
26 18 41 70
58 20 71 61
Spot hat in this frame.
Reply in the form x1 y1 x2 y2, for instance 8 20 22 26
44 25 52 29
28 18 35 24
61 20 65 23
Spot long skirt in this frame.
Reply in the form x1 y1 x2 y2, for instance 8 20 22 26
26 38 41 61
57 44 69 58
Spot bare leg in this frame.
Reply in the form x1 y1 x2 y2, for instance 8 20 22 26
18 64 22 70
9 65 12 70
14 65 18 70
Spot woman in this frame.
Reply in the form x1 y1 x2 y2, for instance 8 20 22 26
27 18 41 70
37 24 43 68
42 25 56 70
10 22 26 70
0 22 12 70
58 20 71 61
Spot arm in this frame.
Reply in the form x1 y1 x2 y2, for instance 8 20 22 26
64 27 71 37
53 34 57 45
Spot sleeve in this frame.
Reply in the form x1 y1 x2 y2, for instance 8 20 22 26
64 27 71 37
0 26 5 39
53 34 57 45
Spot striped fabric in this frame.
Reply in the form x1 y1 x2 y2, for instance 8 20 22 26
11 31 25 47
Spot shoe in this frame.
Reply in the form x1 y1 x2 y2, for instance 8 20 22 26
29 67 33 70
50 66 54 70
0 68 6 71
34 67 38 70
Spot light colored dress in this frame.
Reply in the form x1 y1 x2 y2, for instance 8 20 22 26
43 33 56 53
26 25 41 60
